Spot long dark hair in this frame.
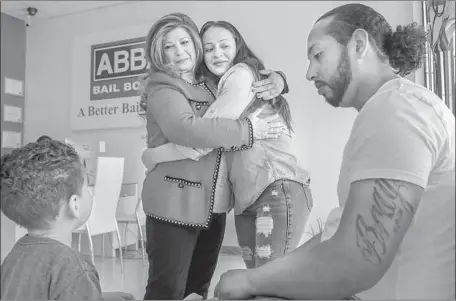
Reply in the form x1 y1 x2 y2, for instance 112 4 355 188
197 21 293 132
317 3 427 77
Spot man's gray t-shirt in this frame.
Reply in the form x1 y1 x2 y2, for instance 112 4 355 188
1 235 103 300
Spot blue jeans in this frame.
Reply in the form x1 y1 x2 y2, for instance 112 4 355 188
235 179 313 268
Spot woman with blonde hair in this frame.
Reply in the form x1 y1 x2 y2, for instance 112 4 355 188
140 13 288 300
143 20 313 270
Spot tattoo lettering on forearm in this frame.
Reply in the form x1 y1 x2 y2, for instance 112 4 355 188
393 209 403 233
355 179 414 265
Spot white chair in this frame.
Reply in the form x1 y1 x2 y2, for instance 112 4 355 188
73 157 125 273
116 182 147 265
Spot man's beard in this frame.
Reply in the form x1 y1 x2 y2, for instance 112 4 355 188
324 48 352 108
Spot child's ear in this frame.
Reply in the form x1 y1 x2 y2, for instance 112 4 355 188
67 195 80 219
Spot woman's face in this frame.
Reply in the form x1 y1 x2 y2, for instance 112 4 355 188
202 26 237 77
163 27 196 74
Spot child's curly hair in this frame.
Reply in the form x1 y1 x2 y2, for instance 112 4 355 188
1 139 85 230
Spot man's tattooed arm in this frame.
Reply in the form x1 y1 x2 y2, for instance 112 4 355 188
352 179 420 266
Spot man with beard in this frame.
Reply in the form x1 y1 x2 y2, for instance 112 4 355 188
214 3 455 300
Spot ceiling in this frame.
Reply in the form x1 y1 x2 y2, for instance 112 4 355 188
1 1 132 21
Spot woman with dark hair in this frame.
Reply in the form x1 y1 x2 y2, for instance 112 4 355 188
139 13 288 300
142 20 313 270
214 3 455 301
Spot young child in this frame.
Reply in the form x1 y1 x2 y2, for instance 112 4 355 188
1 139 133 300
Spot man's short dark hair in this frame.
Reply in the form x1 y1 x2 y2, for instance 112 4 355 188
1 140 85 230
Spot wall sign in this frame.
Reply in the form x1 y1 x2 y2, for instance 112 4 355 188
71 25 151 131
90 37 149 101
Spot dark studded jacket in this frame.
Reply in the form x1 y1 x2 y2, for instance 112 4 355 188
141 71 253 228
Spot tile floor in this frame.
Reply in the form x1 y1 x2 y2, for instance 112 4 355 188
94 250 245 300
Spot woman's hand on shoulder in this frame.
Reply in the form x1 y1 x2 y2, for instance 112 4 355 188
251 69 285 100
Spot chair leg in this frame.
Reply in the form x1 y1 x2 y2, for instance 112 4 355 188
136 213 147 266
135 230 139 251
115 224 124 274
123 223 127 255
86 225 95 265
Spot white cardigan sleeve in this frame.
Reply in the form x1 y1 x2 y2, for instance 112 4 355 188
176 63 256 160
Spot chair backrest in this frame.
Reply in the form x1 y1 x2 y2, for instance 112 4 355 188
87 157 124 236
116 183 139 219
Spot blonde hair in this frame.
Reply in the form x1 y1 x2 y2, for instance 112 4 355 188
145 12 203 78
138 13 202 121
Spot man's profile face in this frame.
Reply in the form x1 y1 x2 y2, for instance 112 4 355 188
306 19 353 108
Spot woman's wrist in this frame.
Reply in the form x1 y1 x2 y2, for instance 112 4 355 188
220 117 253 152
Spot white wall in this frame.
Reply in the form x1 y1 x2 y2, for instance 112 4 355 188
24 1 417 247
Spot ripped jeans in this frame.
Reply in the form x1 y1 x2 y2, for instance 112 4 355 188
235 179 313 268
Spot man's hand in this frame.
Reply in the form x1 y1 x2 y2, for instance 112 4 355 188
252 70 285 100
102 291 135 300
214 269 253 300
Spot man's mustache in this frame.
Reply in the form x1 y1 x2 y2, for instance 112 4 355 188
314 80 329 89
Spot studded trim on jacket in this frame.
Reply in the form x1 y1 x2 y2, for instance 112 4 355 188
144 149 223 228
